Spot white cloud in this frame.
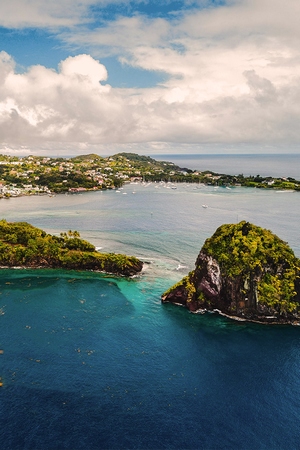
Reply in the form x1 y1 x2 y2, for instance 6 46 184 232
73 16 170 54
0 0 85 27
0 0 134 28
1 48 300 154
0 53 128 145
1 0 300 155
59 54 108 85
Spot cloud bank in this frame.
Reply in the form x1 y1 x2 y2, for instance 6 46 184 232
1 0 300 155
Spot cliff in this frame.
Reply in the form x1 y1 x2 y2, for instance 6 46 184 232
162 221 300 324
0 220 143 277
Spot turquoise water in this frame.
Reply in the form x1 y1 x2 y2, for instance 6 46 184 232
0 178 300 449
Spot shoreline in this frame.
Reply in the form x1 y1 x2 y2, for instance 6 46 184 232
0 264 144 279
164 302 300 326
213 309 300 326
0 181 298 200
0 221 144 278
0 153 299 198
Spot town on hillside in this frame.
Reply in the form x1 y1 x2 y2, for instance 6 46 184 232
0 152 298 198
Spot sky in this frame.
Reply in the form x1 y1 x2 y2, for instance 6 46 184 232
0 0 300 157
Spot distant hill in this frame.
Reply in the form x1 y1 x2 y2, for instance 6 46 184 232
71 153 104 161
114 152 182 170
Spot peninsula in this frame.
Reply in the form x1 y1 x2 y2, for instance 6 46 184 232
0 152 298 198
162 221 300 324
0 220 143 277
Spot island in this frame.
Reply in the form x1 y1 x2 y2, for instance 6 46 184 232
0 220 143 277
0 152 299 197
162 221 300 324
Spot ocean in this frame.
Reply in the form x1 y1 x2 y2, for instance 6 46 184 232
154 153 300 179
0 154 300 449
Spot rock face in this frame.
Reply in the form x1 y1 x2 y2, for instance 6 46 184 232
162 221 300 324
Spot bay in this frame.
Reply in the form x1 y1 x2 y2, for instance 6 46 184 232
0 167 300 449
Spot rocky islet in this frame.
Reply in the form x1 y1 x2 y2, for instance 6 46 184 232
162 221 300 324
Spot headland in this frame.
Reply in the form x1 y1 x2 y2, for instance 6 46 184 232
0 220 143 277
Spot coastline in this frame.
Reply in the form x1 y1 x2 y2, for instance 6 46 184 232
207 309 300 326
164 302 300 326
0 181 298 201
0 221 143 277
0 152 299 198
0 264 143 278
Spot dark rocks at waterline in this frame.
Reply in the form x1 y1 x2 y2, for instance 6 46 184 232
162 221 300 324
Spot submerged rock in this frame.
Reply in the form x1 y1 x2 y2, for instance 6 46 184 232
162 221 300 324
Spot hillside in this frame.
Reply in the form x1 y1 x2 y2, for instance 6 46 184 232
0 220 143 277
162 221 300 324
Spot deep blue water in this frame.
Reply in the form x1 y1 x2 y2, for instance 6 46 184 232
0 160 300 449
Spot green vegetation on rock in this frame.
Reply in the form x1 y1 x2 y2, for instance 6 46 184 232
0 152 298 197
162 221 300 323
163 273 196 303
202 221 299 312
0 220 143 277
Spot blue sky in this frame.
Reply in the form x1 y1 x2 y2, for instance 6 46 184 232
0 0 299 156
0 1 200 85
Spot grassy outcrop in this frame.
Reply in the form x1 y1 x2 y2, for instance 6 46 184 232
201 221 299 312
0 220 143 276
162 221 300 323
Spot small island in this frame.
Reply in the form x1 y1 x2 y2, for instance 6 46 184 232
162 221 300 324
0 220 143 277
